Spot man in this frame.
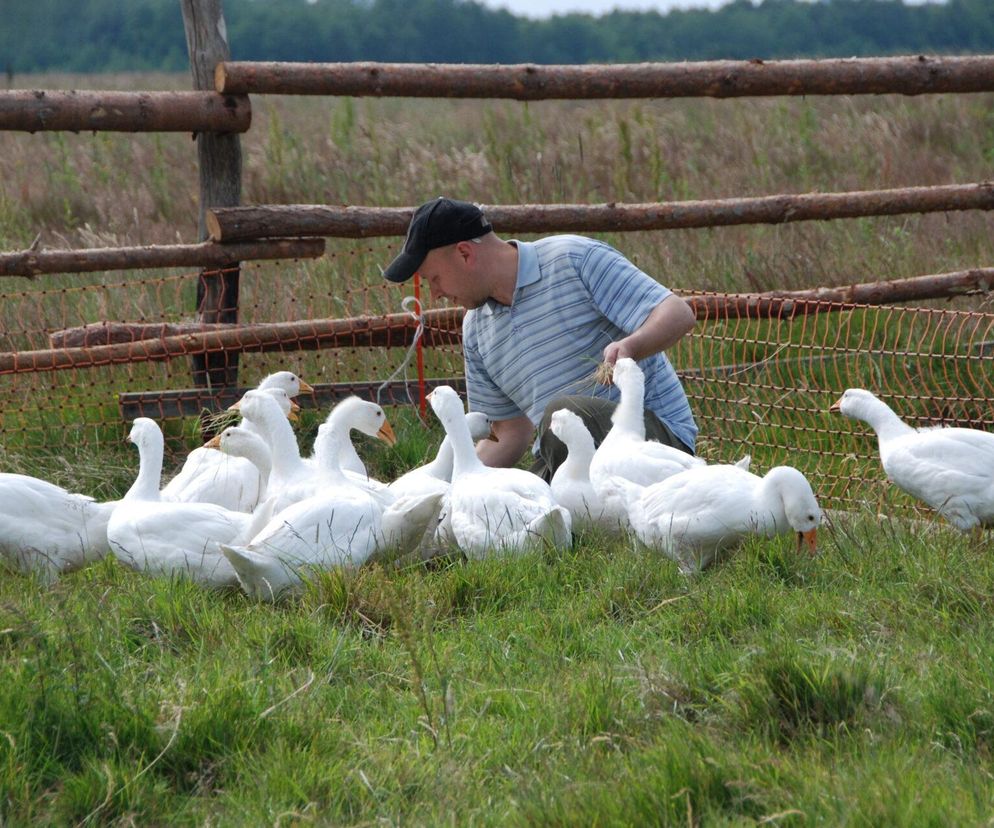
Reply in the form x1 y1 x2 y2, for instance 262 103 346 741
384 196 698 479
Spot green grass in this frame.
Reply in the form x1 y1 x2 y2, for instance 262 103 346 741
3 74 994 819
2 510 994 823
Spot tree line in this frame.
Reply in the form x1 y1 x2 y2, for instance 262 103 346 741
5 0 994 75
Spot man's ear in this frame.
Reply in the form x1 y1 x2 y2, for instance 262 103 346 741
454 240 477 265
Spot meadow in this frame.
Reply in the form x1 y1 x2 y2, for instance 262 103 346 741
1 72 994 823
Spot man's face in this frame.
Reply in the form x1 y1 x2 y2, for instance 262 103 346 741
419 243 487 309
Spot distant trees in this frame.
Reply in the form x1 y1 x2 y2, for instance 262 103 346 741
4 0 993 75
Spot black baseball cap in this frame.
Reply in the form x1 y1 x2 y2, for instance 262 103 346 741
383 197 493 283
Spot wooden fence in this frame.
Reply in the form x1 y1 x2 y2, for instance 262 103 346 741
3 28 994 419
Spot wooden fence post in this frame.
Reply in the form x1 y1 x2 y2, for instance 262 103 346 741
181 0 242 402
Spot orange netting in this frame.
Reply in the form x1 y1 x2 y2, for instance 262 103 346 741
676 292 994 515
2 243 993 517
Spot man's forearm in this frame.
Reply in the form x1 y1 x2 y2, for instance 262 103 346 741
476 415 534 467
604 294 696 364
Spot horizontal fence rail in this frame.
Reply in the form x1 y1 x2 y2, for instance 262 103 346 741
0 308 465 376
689 268 994 320
207 182 994 242
119 377 467 420
0 90 251 133
11 268 993 378
0 238 324 278
215 55 994 99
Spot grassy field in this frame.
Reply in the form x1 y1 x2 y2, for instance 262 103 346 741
2 515 994 824
3 72 994 822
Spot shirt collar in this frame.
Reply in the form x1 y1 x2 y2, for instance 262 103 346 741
513 241 540 293
477 241 538 317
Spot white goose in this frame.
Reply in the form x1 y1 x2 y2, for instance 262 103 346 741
389 411 498 497
0 473 116 582
621 463 821 574
309 397 454 552
258 370 314 400
588 358 704 519
390 411 499 555
107 418 256 588
220 403 442 601
548 409 623 534
428 386 571 558
233 389 324 513
161 385 297 511
308 397 397 501
831 387 994 531
202 424 273 502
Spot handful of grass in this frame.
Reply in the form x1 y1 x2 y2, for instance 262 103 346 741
592 360 614 386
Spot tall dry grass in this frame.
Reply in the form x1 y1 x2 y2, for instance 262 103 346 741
3 73 993 287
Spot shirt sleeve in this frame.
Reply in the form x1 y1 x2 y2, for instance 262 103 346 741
463 326 524 420
578 240 672 333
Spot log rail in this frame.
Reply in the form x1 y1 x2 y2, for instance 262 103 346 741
206 183 994 242
0 90 251 133
0 238 324 278
215 55 994 99
119 377 467 420
8 268 992 379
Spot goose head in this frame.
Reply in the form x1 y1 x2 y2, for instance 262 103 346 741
767 466 821 554
610 357 643 391
325 397 396 445
428 385 466 428
229 387 297 422
264 387 299 421
549 408 595 456
124 417 165 501
258 370 314 398
231 388 287 427
204 424 269 460
829 388 883 419
465 411 498 443
127 417 163 453
609 357 646 431
829 387 912 439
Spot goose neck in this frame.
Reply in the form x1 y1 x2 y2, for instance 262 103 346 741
446 415 485 479
614 376 646 439
559 439 594 480
313 424 353 484
424 436 454 481
125 435 163 502
861 398 914 442
755 468 795 530
262 411 306 480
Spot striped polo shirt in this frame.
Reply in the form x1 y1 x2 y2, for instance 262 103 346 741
463 235 698 453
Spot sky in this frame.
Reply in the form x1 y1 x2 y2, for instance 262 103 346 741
479 0 940 19
481 0 729 15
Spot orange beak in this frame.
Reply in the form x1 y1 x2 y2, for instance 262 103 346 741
204 433 222 449
296 379 315 395
829 396 843 413
377 420 397 446
796 528 818 555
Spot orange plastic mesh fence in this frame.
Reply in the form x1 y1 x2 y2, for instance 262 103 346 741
675 291 994 516
0 246 465 464
2 246 994 517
